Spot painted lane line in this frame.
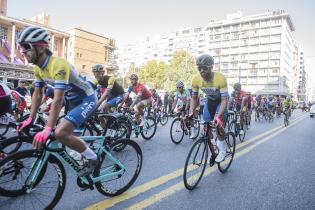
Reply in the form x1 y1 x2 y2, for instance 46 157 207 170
85 114 305 210
127 116 306 210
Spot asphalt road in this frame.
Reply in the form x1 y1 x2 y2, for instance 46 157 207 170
0 110 314 210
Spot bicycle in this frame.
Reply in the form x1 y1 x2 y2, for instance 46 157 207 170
152 107 168 126
228 110 246 142
183 120 236 190
283 107 290 127
169 111 200 144
120 107 157 140
0 114 142 210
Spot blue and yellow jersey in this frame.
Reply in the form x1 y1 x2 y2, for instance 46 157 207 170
34 56 95 101
191 72 228 101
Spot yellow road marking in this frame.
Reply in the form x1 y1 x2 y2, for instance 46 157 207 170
127 116 306 209
85 114 305 210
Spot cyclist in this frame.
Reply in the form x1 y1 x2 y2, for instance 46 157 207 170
17 26 99 177
230 82 247 134
190 54 228 163
6 82 27 120
171 81 191 114
151 89 162 112
244 91 253 129
92 64 125 113
123 74 152 126
283 96 293 118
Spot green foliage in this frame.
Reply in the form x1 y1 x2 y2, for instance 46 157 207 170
124 50 197 91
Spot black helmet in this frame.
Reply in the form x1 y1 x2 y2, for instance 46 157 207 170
233 82 242 91
17 26 50 44
92 64 104 72
130 74 138 80
196 54 214 67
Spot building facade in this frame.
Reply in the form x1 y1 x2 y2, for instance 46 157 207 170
117 10 297 95
0 0 117 85
66 28 117 78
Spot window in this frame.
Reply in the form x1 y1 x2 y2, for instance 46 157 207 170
194 28 202 33
182 29 190 34
82 65 86 69
0 26 8 39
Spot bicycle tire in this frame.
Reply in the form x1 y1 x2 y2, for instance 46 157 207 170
159 112 168 126
190 119 200 140
0 135 33 154
183 138 208 190
140 116 157 140
0 150 66 210
95 139 142 196
170 118 184 144
218 132 236 173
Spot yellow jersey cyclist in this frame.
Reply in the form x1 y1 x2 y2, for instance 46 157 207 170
190 54 228 163
283 96 293 118
17 26 99 177
92 64 125 113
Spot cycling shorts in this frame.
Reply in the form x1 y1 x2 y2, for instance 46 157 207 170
106 94 124 107
65 94 97 127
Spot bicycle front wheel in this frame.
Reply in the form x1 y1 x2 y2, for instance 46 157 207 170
95 139 142 196
0 150 66 210
183 138 208 190
140 116 157 140
218 132 236 173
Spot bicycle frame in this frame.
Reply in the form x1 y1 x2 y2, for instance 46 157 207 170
24 136 126 191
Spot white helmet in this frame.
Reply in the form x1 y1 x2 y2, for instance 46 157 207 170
176 81 184 88
17 26 50 44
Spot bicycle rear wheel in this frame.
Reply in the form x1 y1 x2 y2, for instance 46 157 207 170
95 139 142 196
159 112 168 126
0 150 66 210
218 132 236 173
183 138 208 190
170 118 184 144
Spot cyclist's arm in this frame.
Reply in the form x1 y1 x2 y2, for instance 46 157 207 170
30 87 43 119
218 96 228 117
46 89 65 128
96 88 109 109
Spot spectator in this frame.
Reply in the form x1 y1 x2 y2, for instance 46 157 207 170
163 92 169 113
15 80 28 97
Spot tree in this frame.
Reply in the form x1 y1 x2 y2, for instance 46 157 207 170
164 50 197 91
137 60 166 89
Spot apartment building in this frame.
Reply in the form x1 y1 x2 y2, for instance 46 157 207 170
117 10 297 95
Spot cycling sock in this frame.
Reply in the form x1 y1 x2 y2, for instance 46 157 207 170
81 147 97 160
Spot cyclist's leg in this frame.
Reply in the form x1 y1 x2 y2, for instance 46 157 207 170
55 94 98 176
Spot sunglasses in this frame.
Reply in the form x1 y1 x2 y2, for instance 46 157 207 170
198 65 212 72
19 43 33 52
176 87 183 89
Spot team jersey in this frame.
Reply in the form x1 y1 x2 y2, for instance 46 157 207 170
34 56 95 102
283 99 292 108
191 72 228 102
95 75 124 98
231 90 247 107
128 83 152 100
175 89 191 105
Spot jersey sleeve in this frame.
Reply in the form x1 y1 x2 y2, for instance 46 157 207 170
219 75 229 97
191 75 199 96
107 77 116 90
53 61 70 90
34 66 45 88
127 86 133 93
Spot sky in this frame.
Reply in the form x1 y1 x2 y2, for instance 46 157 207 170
8 0 315 83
